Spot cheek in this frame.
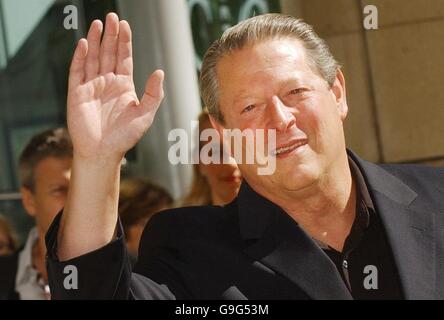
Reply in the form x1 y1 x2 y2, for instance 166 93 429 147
295 103 321 137
239 115 264 130
39 195 65 220
200 164 218 181
53 197 66 214
224 112 259 131
297 95 339 138
207 164 224 179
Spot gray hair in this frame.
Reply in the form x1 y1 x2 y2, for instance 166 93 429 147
200 13 340 123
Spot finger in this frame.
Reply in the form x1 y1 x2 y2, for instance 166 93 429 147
140 70 165 113
68 38 88 89
116 20 133 76
99 12 119 74
84 20 103 81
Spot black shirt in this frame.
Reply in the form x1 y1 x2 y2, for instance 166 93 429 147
318 159 404 299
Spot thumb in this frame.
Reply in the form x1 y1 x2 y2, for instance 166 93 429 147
140 69 164 112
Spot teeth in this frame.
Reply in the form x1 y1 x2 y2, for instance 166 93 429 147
273 141 306 155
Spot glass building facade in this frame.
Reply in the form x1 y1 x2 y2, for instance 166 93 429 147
0 0 280 244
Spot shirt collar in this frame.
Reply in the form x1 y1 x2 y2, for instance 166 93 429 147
348 156 374 211
237 155 375 241
313 156 373 251
15 227 47 299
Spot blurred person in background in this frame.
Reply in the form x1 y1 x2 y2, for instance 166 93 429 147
118 178 173 262
0 215 18 256
181 109 242 206
0 128 72 300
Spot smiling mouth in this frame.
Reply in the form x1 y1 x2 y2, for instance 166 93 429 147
272 139 308 157
221 175 242 183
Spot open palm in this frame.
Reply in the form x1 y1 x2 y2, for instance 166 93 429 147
67 13 164 162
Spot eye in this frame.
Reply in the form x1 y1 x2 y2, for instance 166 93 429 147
288 88 305 95
52 186 68 195
241 104 255 113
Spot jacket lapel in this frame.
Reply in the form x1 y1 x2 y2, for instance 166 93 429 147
237 150 437 299
349 150 436 299
238 183 352 300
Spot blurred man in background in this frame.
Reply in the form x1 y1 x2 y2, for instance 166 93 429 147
0 128 72 300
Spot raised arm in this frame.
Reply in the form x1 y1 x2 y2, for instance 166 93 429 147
58 13 164 261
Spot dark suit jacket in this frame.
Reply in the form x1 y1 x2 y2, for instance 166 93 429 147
46 150 444 299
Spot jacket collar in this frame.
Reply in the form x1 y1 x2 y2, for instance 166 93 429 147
237 149 436 299
347 149 436 299
237 173 352 299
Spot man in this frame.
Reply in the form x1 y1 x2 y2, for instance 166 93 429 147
46 13 444 299
0 128 72 299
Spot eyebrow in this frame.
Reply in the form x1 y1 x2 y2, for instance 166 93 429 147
278 77 304 87
48 183 68 189
232 76 304 104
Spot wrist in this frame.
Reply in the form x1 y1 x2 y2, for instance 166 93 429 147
70 153 122 194
72 152 123 169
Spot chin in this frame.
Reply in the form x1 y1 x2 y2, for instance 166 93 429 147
274 163 319 190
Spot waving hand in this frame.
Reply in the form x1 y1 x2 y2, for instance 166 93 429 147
67 13 164 162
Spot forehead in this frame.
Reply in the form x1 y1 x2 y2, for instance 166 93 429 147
216 38 314 102
33 157 72 183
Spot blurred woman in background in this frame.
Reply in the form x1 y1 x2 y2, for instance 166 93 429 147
118 178 173 262
181 109 242 206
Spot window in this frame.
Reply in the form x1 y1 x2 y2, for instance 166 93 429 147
0 0 116 242
188 0 281 70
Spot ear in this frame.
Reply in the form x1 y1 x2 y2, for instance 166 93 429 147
208 115 225 137
20 187 36 217
330 69 348 121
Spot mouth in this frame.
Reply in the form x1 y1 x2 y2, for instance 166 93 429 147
271 139 308 157
220 175 242 183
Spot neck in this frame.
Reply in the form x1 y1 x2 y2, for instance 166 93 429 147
260 154 356 251
211 193 227 206
211 191 233 206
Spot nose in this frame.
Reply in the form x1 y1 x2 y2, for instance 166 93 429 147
223 153 237 165
267 96 295 132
